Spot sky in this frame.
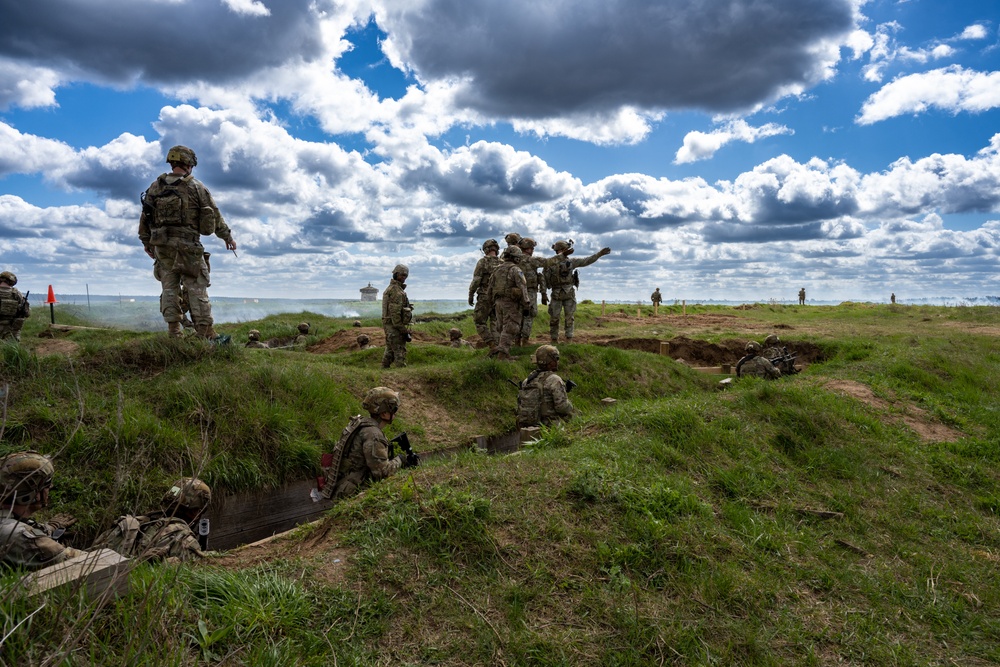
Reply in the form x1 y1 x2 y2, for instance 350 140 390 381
0 0 999 304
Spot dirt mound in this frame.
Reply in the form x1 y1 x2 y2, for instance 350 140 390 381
823 379 963 443
34 339 80 357
307 328 451 354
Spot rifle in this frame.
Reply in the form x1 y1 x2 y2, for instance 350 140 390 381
390 432 420 467
766 347 798 374
16 291 29 319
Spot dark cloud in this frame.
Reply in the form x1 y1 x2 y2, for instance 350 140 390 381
701 220 830 243
381 0 855 117
0 0 325 86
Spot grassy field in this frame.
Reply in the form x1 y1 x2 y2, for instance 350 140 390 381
1 302 999 665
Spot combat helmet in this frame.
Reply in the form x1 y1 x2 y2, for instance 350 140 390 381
482 239 500 254
764 334 780 347
504 232 522 246
297 322 310 334
518 237 536 251
357 334 370 345
551 239 574 254
362 387 400 417
162 477 212 517
1 451 54 506
533 344 560 367
745 341 762 354
501 245 523 262
165 145 197 167
352 320 362 328
0 271 17 286
449 327 462 340
247 329 261 340
392 264 409 279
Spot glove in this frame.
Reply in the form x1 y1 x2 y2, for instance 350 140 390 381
46 513 77 530
404 331 413 342
403 452 421 468
468 295 475 307
599 247 611 256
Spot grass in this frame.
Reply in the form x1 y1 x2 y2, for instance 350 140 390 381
2 303 1000 665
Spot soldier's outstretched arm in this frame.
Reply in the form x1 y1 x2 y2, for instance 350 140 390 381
571 247 611 269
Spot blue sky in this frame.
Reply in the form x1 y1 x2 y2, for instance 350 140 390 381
0 0 998 303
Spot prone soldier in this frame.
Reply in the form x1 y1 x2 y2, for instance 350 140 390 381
736 341 781 379
245 329 268 348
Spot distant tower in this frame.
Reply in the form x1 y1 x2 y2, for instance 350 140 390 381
360 282 378 302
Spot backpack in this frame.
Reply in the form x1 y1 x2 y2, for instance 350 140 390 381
319 415 377 499
0 287 20 319
92 514 201 561
516 370 544 428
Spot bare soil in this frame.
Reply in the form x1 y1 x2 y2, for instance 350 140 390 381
822 379 963 443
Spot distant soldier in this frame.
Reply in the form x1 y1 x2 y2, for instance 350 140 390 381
318 387 419 501
0 271 30 342
92 478 211 562
138 145 237 340
890 293 896 304
516 345 574 428
504 232 522 248
353 320 362 328
382 265 413 368
448 328 474 348
736 341 781 379
517 237 548 346
543 240 611 344
294 322 311 345
650 288 662 306
468 239 501 348
0 451 87 570
357 334 372 350
245 329 267 348
487 245 529 360
798 287 806 306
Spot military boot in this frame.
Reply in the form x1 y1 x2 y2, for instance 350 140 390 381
167 322 183 338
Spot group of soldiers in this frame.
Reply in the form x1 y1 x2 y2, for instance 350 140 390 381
1 450 212 570
245 322 311 349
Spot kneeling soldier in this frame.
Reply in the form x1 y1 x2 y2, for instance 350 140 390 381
516 345 574 428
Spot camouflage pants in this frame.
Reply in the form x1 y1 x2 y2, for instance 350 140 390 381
548 294 576 341
0 319 25 342
382 327 407 367
473 294 497 345
153 245 214 337
518 290 538 340
494 299 523 355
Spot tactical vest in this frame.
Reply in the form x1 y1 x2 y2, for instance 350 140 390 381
0 287 21 319
489 263 521 301
142 175 216 238
475 256 501 296
320 415 379 499
92 514 201 560
516 370 547 428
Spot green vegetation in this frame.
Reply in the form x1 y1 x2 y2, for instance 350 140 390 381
2 303 1000 665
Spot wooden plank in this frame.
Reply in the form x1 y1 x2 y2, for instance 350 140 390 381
204 480 332 551
21 549 130 599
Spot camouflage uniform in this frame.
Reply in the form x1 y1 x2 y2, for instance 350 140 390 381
382 272 412 368
469 250 501 347
488 248 529 358
294 322 310 345
518 241 549 344
0 281 30 342
245 330 267 348
517 370 574 427
650 288 662 305
448 328 474 348
543 245 611 343
737 355 781 379
91 512 203 562
324 417 403 499
138 146 235 339
798 288 806 306
0 514 86 570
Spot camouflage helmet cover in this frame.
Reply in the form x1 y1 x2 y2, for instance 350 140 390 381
482 239 500 253
518 237 536 250
165 145 197 167
362 387 400 417
551 239 573 253
449 327 462 339
764 334 780 347
533 344 560 366
0 271 16 286
248 329 261 339
745 341 762 353
501 245 523 261
504 232 522 246
162 477 212 512
0 451 54 505
392 264 409 277
297 322 310 333
357 334 370 345
352 320 362 328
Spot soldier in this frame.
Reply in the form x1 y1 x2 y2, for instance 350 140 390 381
762 333 797 375
543 240 611 343
138 145 237 340
736 341 781 379
294 322 311 345
357 333 372 350
1 451 87 570
516 345 574 428
353 320 362 328
245 329 268 348
517 237 548 346
487 245 529 360
318 387 419 500
382 264 413 368
891 293 896 304
92 478 211 562
0 271 30 342
650 288 662 306
798 287 806 306
448 328 474 348
469 239 501 348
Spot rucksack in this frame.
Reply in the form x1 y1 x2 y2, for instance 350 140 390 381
319 415 377 499
0 288 21 319
516 370 543 428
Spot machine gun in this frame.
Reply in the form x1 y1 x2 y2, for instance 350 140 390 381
389 432 420 468
765 346 798 375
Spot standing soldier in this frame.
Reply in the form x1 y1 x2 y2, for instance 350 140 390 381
138 145 237 340
487 245 529 360
517 237 548 346
0 271 30 342
890 293 896 304
468 239 501 348
516 345 574 428
543 240 611 344
318 387 419 501
798 287 806 306
382 264 413 368
650 288 662 307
